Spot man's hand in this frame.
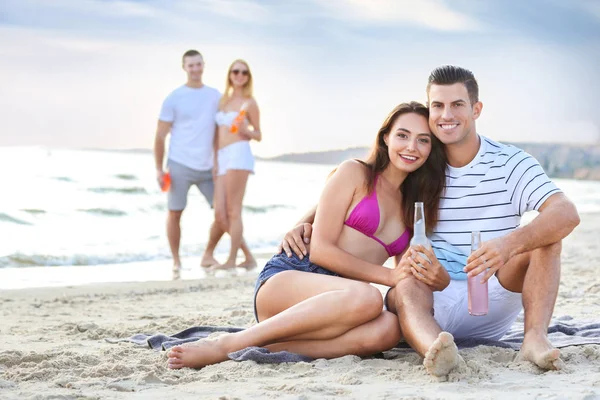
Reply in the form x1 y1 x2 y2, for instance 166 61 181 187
465 236 512 283
408 245 450 291
277 223 312 259
156 169 166 189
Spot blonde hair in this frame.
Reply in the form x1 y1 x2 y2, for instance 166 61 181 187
220 59 253 108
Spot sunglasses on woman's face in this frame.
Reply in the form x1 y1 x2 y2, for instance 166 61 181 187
231 69 249 76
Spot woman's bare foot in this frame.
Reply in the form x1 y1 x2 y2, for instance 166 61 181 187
200 254 219 268
167 337 231 369
236 258 257 270
210 261 237 271
423 332 461 377
516 332 563 370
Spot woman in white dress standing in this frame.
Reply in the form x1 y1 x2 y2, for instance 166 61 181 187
212 59 261 269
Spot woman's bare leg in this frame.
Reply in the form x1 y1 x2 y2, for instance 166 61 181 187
167 272 384 369
264 311 401 359
203 173 254 268
218 169 255 269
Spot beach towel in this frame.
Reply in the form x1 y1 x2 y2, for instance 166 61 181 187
107 315 600 364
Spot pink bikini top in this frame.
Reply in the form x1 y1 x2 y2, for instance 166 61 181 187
344 177 410 257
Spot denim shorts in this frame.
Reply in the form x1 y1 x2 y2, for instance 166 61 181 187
253 252 340 322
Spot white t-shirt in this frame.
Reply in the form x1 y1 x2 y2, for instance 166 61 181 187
432 136 561 280
159 85 221 171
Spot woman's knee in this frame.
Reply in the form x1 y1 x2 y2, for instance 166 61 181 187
214 209 228 231
226 205 243 222
344 284 384 322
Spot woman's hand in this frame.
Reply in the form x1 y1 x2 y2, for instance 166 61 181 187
408 245 450 291
388 251 415 287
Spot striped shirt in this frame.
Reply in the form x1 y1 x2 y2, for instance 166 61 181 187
431 135 561 280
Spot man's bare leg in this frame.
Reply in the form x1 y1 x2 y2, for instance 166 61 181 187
387 277 462 377
498 242 563 370
167 210 183 270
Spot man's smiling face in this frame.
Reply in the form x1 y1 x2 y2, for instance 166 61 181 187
427 83 482 146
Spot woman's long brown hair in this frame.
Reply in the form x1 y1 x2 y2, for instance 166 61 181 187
359 102 447 233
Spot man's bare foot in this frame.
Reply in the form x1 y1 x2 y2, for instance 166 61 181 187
423 332 461 377
167 337 231 369
517 332 563 370
200 254 219 268
236 259 257 270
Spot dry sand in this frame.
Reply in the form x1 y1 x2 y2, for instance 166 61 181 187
1 214 600 400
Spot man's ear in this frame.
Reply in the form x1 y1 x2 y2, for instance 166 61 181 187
472 101 483 120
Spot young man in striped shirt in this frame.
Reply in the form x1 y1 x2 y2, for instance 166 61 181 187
384 65 580 376
280 66 580 377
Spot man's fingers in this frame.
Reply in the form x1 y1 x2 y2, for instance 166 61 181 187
303 224 312 244
281 240 292 257
288 237 305 259
411 251 431 267
467 247 485 264
292 233 308 256
481 267 495 283
410 267 429 284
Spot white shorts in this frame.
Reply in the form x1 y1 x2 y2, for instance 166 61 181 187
432 275 522 341
217 141 255 177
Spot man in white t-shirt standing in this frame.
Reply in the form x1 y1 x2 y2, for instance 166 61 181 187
154 49 223 272
278 65 581 377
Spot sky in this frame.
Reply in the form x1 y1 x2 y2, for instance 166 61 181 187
0 0 599 157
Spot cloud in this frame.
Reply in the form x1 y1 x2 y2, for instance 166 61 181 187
311 0 483 31
173 0 271 23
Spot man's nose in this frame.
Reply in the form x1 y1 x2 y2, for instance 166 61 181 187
441 106 454 120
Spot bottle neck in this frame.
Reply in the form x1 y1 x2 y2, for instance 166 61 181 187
414 203 426 237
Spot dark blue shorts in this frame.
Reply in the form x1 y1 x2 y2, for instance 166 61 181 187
253 252 340 322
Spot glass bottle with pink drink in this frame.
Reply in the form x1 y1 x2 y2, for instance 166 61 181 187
468 231 489 316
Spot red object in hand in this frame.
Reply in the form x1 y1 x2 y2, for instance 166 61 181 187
161 172 171 192
230 109 247 134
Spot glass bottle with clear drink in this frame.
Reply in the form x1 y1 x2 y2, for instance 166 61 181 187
410 202 431 265
468 231 488 316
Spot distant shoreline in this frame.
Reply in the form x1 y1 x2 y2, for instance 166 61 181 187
257 143 600 182
25 143 600 181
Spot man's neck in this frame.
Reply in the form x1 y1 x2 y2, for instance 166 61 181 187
445 132 481 168
186 80 204 89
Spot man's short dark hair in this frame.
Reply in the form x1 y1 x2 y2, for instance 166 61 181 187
182 49 203 63
427 65 479 105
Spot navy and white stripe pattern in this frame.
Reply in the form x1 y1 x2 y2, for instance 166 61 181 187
432 136 561 280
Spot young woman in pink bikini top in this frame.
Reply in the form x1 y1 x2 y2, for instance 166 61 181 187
167 102 448 370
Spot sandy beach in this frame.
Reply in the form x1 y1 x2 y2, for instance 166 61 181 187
1 213 600 400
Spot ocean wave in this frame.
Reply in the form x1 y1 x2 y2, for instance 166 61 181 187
115 174 137 181
88 187 148 194
0 213 32 225
53 176 74 182
0 252 158 268
78 208 127 216
21 209 47 214
243 204 293 213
